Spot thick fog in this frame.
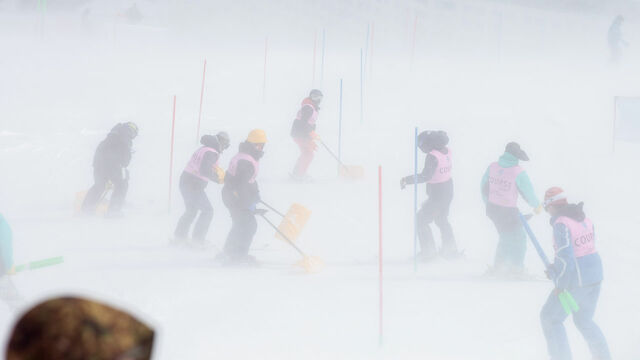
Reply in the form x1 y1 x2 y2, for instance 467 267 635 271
1 0 639 359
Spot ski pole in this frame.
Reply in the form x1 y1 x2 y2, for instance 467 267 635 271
519 213 580 314
259 214 306 257
259 200 286 218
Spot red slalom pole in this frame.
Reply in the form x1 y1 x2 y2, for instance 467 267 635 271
196 59 207 144
378 165 383 346
169 95 176 213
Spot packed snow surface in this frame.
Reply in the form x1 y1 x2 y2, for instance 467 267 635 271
1 0 640 358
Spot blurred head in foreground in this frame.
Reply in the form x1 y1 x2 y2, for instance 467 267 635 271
6 296 154 360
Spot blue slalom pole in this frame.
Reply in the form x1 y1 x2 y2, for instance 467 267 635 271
338 78 343 161
519 213 580 314
364 23 370 69
519 213 551 267
413 127 418 272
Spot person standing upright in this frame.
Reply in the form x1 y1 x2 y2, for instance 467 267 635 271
608 15 627 63
481 142 541 275
173 132 230 247
290 89 323 182
221 130 268 264
540 187 611 360
401 130 459 261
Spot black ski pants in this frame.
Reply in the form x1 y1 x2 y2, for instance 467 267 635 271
223 208 257 259
174 173 213 241
417 194 455 255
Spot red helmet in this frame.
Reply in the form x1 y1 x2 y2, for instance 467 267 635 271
544 187 568 209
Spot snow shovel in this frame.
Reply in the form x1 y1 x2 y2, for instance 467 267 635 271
519 213 579 315
74 181 113 216
318 140 364 179
259 214 323 273
260 201 311 243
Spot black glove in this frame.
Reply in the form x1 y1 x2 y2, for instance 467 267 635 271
544 266 556 280
254 208 268 216
400 177 407 190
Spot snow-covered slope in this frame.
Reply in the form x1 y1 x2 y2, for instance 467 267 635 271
1 1 639 358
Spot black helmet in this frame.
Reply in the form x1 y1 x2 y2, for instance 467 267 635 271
432 130 449 149
309 89 323 104
216 131 230 151
505 142 529 161
417 131 435 153
124 122 138 139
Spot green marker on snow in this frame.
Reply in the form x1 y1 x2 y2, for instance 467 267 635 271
14 256 64 273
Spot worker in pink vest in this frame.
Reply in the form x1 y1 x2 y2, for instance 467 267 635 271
401 130 460 261
290 89 322 182
220 129 268 265
481 142 542 275
540 187 610 360
173 132 230 247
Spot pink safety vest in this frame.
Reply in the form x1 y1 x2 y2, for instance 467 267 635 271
554 216 597 258
428 148 452 184
227 153 259 184
184 146 219 182
296 103 318 126
487 162 523 207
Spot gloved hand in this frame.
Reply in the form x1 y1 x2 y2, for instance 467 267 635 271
534 204 543 215
400 177 407 190
310 131 320 140
553 287 564 296
544 266 556 280
214 166 226 184
254 208 268 216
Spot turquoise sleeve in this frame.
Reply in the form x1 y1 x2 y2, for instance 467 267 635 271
516 171 540 208
0 214 13 274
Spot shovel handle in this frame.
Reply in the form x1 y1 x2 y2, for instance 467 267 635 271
259 200 286 218
318 140 350 171
259 214 307 257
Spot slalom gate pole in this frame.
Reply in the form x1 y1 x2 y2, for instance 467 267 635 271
519 213 551 266
321 29 326 84
338 78 343 161
14 256 64 273
263 36 268 102
196 59 207 144
360 48 364 124
378 165 384 346
413 127 418 273
259 200 286 218
168 95 176 213
369 22 375 80
411 14 418 70
364 23 370 69
312 31 317 85
519 213 579 314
